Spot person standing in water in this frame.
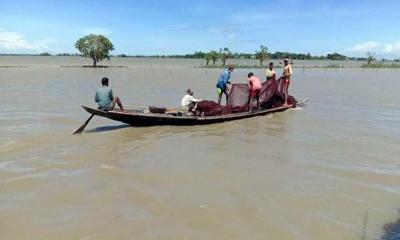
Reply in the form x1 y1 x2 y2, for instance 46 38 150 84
216 65 234 105
247 72 262 112
266 62 276 81
95 77 126 112
282 59 292 106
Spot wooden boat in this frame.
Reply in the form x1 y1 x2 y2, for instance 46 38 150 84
81 99 309 127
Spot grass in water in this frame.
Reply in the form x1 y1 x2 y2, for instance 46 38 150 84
201 64 344 69
361 63 400 68
201 64 281 69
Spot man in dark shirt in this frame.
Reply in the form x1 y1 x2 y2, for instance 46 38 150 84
95 77 125 112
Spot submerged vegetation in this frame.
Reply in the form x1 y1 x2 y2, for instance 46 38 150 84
219 48 232 66
361 63 400 68
255 45 269 66
366 52 377 65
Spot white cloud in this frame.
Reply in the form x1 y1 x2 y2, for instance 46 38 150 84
83 27 112 35
0 28 57 53
227 33 239 39
349 41 381 52
383 41 400 54
208 28 220 34
0 29 39 50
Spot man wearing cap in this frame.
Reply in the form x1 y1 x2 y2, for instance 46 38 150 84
282 59 293 106
247 72 262 112
181 88 202 114
216 65 234 105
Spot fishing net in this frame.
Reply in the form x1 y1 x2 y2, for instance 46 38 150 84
196 77 296 116
196 100 226 116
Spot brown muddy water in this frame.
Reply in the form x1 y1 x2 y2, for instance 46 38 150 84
1 57 400 240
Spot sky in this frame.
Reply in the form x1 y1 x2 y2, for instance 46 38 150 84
1 0 400 58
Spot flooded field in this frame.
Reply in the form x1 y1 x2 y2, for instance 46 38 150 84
1 56 400 239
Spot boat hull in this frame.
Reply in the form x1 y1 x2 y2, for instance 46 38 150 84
82 99 308 126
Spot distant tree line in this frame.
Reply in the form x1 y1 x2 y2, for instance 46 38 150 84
156 46 353 66
37 52 81 56
56 53 81 56
39 52 51 56
114 48 356 66
5 35 395 69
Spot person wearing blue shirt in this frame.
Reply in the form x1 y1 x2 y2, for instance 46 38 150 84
95 77 126 112
216 65 234 105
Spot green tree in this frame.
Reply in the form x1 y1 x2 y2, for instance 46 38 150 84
209 50 219 65
366 52 376 65
327 52 347 61
75 34 114 68
255 45 269 66
204 52 212 66
40 52 51 56
219 47 232 66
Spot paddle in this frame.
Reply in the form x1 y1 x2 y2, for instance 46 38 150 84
73 114 94 135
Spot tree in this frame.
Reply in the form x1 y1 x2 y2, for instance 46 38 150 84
255 45 269 66
204 52 212 66
219 47 232 66
327 52 347 61
40 52 51 56
209 50 219 65
75 34 114 68
192 51 206 58
366 52 376 65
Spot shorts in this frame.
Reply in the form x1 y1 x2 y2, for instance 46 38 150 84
180 102 195 112
250 88 261 97
217 87 226 96
98 104 113 111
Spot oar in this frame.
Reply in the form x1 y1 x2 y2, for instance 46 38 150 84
73 114 94 135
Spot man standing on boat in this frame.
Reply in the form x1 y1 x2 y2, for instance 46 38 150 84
266 62 276 81
216 65 234 105
181 88 202 114
282 59 292 106
247 72 262 112
95 77 126 112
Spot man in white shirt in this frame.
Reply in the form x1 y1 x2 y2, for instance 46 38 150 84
181 88 202 113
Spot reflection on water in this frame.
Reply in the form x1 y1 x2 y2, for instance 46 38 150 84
1 57 400 240
84 124 130 133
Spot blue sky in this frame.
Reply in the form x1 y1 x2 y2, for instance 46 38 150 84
1 0 400 58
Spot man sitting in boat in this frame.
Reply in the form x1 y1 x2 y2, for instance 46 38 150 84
181 88 202 114
266 62 276 81
95 77 126 112
247 72 262 112
216 65 234 105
